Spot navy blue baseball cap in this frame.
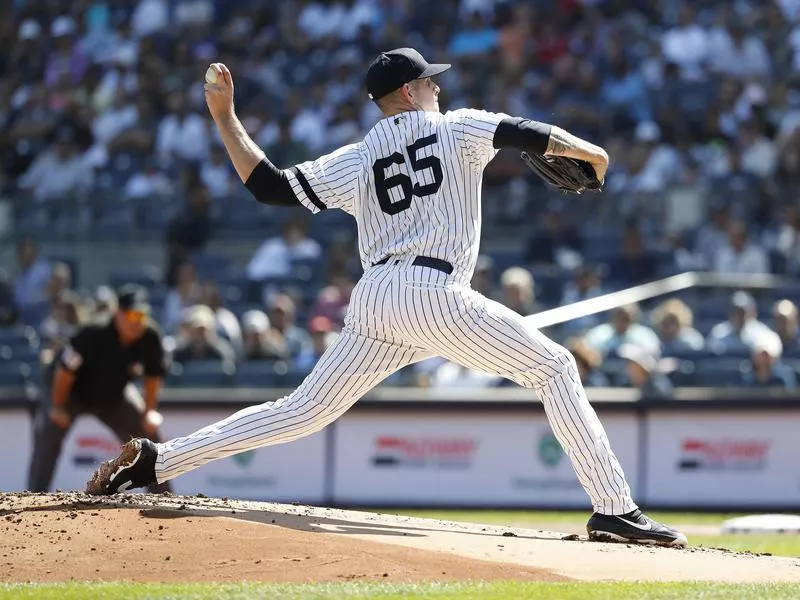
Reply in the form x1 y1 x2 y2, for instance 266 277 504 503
366 48 450 101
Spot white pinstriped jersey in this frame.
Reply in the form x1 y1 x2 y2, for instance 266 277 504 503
284 109 509 281
154 107 637 517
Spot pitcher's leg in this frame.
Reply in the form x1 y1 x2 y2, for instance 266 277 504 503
156 331 431 483
422 291 635 514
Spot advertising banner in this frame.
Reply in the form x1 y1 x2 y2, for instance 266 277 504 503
0 409 34 491
50 414 122 492
643 411 800 507
331 412 639 507
160 409 327 503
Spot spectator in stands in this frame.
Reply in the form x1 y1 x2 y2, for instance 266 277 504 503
241 310 283 362
621 121 683 193
707 291 772 353
39 291 83 356
763 204 799 275
741 330 797 390
0 270 18 327
610 226 658 286
737 120 779 179
708 18 771 79
17 128 93 201
568 338 610 388
584 304 661 356
695 204 731 269
162 262 202 334
713 221 769 274
13 238 51 324
425 360 503 389
661 5 708 80
294 315 338 372
164 180 212 287
267 294 312 361
663 230 706 273
524 208 582 267
651 299 705 356
132 0 170 37
617 344 675 398
91 286 118 321
171 305 236 367
772 300 800 356
200 145 235 199
470 254 495 299
124 157 172 200
500 267 538 315
311 270 354 330
45 262 72 312
246 218 322 281
156 90 209 163
199 282 242 354
560 265 603 335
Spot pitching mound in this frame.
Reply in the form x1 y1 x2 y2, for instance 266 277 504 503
2 493 799 584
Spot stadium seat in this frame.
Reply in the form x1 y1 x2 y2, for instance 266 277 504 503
109 266 162 290
191 252 232 280
291 257 325 283
274 368 309 388
167 361 236 387
0 362 32 387
689 358 747 387
0 326 39 349
234 361 278 388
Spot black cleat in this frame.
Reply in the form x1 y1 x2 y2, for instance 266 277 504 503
85 438 158 495
587 509 688 547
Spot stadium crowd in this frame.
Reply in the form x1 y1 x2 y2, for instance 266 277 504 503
1 0 800 393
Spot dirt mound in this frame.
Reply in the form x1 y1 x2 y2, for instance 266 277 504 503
2 493 799 584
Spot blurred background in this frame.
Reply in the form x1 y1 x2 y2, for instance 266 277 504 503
0 0 799 506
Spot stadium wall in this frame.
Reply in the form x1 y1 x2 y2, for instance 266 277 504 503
2 388 798 510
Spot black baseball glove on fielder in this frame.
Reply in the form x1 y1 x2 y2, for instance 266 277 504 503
521 151 603 194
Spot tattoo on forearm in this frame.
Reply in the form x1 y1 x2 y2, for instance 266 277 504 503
545 128 574 157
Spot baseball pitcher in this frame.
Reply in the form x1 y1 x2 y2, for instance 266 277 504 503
87 48 686 547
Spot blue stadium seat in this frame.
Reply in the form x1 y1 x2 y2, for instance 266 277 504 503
0 326 39 349
664 346 750 361
234 361 278 388
274 367 309 388
689 358 747 387
109 266 162 290
0 362 32 387
490 249 524 274
191 252 232 280
167 361 235 387
599 357 628 386
291 257 325 283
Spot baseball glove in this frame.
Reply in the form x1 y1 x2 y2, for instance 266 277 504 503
521 151 603 194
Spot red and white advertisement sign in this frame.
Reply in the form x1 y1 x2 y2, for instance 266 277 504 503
0 409 34 491
160 409 327 503
332 412 639 507
51 415 122 492
643 411 800 506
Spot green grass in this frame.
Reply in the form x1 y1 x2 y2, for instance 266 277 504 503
2 582 799 600
378 509 800 558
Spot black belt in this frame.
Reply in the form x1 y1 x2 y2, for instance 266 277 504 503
372 255 453 275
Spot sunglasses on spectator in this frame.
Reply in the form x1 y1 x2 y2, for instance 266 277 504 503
123 310 147 324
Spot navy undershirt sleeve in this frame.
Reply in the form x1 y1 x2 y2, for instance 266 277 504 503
244 159 300 207
492 117 552 154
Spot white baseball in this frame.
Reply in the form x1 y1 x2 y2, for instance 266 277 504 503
205 66 218 84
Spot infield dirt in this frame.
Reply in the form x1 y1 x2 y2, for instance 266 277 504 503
1 493 798 584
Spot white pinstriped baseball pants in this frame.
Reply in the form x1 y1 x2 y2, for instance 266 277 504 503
156 256 637 514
